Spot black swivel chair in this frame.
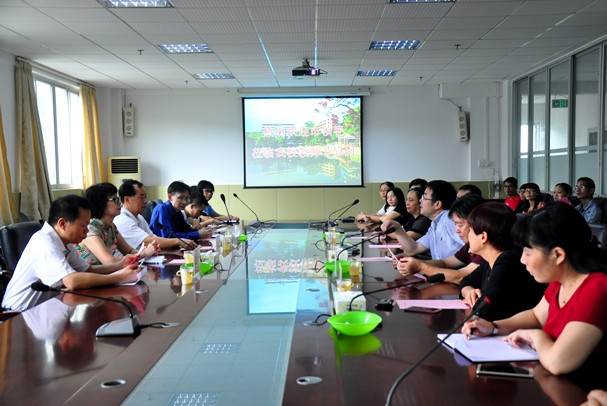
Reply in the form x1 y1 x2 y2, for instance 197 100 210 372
0 221 44 274
141 199 162 223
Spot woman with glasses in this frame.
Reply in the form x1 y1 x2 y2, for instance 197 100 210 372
520 183 546 213
77 183 159 265
356 181 395 223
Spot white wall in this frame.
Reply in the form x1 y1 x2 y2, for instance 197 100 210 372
102 85 505 187
0 48 509 192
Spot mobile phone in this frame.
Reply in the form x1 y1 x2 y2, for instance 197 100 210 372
476 364 534 379
404 306 442 314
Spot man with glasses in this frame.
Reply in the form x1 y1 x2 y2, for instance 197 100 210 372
574 177 603 224
381 180 463 260
503 177 522 211
197 180 239 222
114 179 197 250
149 181 211 240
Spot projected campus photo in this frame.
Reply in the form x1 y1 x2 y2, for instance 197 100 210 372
243 96 363 188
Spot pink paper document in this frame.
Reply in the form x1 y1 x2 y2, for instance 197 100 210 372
397 299 470 310
368 243 401 249
168 258 186 265
358 256 392 262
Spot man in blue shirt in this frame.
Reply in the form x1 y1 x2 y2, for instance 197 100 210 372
197 180 239 222
149 181 211 241
382 180 463 260
574 177 603 224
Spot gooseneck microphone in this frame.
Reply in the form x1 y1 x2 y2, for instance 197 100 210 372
348 273 445 311
219 193 237 225
328 199 360 227
31 282 140 337
233 193 261 227
336 227 396 263
385 296 492 406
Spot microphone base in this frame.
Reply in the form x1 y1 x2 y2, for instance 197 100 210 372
96 316 140 337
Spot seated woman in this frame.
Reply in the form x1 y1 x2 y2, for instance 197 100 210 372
463 203 607 382
401 188 431 240
77 183 159 265
362 187 411 225
357 181 394 222
520 182 545 213
459 202 546 321
553 182 573 205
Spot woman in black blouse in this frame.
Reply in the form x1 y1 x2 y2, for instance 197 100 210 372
459 202 545 321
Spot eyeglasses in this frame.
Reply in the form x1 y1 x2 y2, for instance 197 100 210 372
420 194 434 202
574 185 588 190
173 195 189 201
107 196 121 205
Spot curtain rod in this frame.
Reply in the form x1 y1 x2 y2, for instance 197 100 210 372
16 56 95 89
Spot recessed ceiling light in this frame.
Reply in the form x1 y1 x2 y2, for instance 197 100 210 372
194 73 235 80
157 44 212 54
99 0 174 7
357 70 396 77
389 0 454 3
369 40 420 50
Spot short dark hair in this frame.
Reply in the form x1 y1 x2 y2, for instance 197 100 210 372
449 193 485 219
48 194 91 226
512 202 607 274
167 181 190 195
197 180 215 192
380 181 395 190
409 178 427 191
407 187 423 201
84 182 118 219
577 177 596 191
118 179 144 201
467 202 517 251
554 182 572 196
387 187 406 206
523 182 541 194
426 180 457 210
188 191 208 208
504 177 518 188
458 184 483 197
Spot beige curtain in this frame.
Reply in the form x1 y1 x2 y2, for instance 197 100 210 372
15 60 53 221
81 84 105 189
0 106 19 226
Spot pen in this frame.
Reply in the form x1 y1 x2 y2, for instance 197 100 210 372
467 316 479 340
154 221 197 249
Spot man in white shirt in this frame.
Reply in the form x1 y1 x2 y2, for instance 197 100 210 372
381 180 463 260
114 179 196 250
2 195 140 311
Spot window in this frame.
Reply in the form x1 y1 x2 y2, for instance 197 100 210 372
34 77 83 189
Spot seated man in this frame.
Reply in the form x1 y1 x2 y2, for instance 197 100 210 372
183 191 219 229
197 180 239 222
382 180 463 260
149 181 211 241
2 195 140 311
396 193 485 284
503 176 522 211
114 179 197 250
575 176 603 224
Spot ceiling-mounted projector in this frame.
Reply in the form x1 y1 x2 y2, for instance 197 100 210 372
292 59 322 77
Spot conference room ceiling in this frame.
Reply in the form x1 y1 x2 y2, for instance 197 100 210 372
1 0 606 90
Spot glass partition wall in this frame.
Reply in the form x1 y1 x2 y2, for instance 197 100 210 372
515 43 606 195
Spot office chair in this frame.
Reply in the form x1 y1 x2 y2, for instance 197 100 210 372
141 199 162 223
0 221 43 273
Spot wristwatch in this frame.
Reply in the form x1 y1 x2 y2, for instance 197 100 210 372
491 322 499 336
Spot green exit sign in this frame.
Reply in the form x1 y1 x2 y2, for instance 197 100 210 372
552 99 568 108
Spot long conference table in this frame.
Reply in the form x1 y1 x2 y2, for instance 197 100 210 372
0 221 593 406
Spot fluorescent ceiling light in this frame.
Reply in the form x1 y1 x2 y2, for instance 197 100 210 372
194 73 235 80
369 40 420 50
357 70 396 76
99 0 174 7
157 44 212 54
389 0 454 3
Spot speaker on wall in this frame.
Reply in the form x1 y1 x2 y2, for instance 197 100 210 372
457 111 469 142
123 106 134 137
